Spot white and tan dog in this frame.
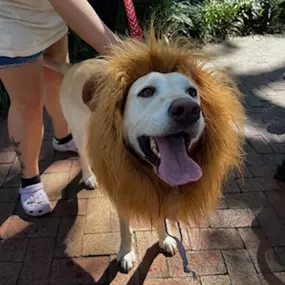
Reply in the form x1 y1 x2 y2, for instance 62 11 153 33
45 56 205 271
44 31 244 273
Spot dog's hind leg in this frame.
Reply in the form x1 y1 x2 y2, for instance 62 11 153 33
71 123 97 189
60 96 97 189
116 215 136 273
156 220 177 257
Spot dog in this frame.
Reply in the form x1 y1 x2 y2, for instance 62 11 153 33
45 28 245 273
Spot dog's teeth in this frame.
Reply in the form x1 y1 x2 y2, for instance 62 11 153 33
150 138 159 156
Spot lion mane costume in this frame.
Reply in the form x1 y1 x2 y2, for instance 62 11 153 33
87 29 244 226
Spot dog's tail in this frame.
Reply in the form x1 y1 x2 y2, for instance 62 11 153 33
43 55 72 75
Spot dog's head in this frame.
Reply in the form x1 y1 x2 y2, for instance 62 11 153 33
87 29 244 222
124 71 204 186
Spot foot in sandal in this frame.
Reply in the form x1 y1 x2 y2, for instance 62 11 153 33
19 134 78 217
19 182 52 216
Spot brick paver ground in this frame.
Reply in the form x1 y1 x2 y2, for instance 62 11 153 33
1 35 285 285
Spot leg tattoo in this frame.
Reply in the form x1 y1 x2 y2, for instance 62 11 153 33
11 137 25 174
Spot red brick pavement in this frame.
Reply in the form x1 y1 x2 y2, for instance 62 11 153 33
0 35 285 284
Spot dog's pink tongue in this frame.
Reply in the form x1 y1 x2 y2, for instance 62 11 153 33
155 136 202 186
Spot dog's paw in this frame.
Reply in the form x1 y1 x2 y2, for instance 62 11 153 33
117 250 136 274
159 236 177 257
83 175 97 189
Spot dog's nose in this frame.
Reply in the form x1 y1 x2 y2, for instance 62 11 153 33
168 98 201 125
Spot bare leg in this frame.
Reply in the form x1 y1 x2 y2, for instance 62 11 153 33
0 59 44 178
0 58 51 216
155 219 177 256
116 214 136 273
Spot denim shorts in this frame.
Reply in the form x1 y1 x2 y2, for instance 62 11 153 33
0 51 43 68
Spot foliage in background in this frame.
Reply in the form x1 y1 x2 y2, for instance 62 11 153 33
159 0 285 42
199 0 243 40
236 0 285 34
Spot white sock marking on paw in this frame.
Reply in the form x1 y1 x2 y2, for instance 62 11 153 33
117 250 136 273
159 236 177 256
84 175 97 189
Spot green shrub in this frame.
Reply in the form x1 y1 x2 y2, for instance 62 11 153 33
236 0 285 34
157 0 242 41
199 0 243 40
156 0 285 42
161 1 203 38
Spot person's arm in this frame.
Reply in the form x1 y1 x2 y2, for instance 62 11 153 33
49 0 121 54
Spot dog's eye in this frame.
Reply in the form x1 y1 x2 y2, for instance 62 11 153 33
138 87 156 98
187 87 197 98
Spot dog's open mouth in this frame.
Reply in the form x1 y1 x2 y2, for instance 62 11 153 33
138 132 202 186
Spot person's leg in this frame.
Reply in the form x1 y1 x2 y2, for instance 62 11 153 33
0 57 51 216
43 34 77 152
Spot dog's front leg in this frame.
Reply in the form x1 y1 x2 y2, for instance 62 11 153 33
116 215 136 273
156 219 177 256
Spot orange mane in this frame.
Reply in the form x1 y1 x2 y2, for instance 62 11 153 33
87 29 245 225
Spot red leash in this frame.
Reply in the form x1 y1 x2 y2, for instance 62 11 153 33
122 0 143 40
